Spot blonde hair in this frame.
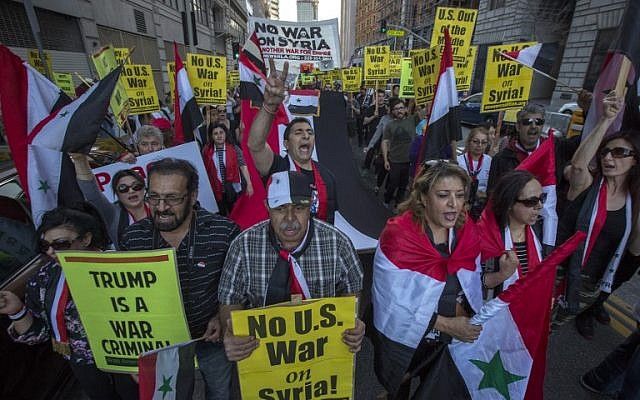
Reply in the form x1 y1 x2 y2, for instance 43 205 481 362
398 161 470 230
464 126 489 152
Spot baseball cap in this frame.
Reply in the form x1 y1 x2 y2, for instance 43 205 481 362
151 117 172 131
266 171 312 208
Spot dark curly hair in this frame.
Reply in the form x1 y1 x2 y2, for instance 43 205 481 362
37 203 109 250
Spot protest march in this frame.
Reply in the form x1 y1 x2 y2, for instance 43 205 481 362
1 1 640 400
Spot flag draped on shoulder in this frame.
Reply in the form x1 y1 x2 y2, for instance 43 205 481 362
501 43 558 74
0 45 70 201
449 231 585 400
138 340 197 400
582 0 640 138
418 27 461 164
26 66 122 224
173 43 202 145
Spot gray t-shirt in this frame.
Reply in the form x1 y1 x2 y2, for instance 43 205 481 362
383 114 420 163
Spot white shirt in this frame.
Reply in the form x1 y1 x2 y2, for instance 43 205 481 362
457 153 492 193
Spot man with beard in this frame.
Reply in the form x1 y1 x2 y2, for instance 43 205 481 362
249 60 338 223
120 158 240 400
218 171 365 362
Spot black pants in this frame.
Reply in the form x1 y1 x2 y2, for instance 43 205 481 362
69 362 138 400
384 162 410 204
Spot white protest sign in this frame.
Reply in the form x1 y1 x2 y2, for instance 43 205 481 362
248 17 341 72
92 142 219 213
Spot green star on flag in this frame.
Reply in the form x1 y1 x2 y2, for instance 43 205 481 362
252 74 262 86
469 350 526 400
58 110 69 118
157 375 174 399
37 179 50 193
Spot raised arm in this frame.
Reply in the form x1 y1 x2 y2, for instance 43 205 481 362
567 91 622 199
247 58 289 176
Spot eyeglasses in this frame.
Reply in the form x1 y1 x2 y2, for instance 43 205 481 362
516 193 547 208
599 147 636 159
145 194 188 206
519 118 545 126
39 236 80 253
116 183 145 194
471 139 489 145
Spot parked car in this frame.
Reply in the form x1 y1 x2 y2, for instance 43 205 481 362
558 102 580 115
459 92 499 126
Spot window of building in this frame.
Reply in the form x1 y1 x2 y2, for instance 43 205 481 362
162 0 179 9
192 0 210 26
133 9 147 34
488 0 506 10
583 28 617 91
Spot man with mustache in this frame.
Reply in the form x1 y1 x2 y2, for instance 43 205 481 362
218 171 365 362
119 158 240 400
248 59 338 223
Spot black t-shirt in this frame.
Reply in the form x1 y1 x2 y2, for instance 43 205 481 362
267 155 338 223
364 105 387 133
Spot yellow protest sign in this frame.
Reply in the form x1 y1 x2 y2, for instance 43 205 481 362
122 64 160 115
91 46 129 125
186 53 226 105
364 46 390 81
341 67 362 92
57 249 191 373
299 73 315 86
399 58 414 98
28 49 52 76
430 7 477 62
228 70 240 88
52 72 75 97
167 62 176 94
232 297 357 400
455 45 477 91
389 51 403 78
481 42 536 112
408 49 424 58
411 46 441 106
114 48 130 64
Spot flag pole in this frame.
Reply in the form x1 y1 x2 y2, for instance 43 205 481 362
74 72 93 87
120 46 137 66
614 55 632 95
498 51 582 94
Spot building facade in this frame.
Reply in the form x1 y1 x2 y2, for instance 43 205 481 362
340 0 356 66
265 0 279 19
0 0 248 96
296 0 318 22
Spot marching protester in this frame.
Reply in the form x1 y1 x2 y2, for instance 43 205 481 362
135 125 165 155
556 91 640 340
363 101 393 194
372 161 483 398
362 89 387 147
457 127 492 220
218 171 365 360
382 97 421 210
69 153 149 248
353 86 370 147
0 206 138 400
202 123 253 216
198 105 218 146
119 158 241 400
248 59 338 223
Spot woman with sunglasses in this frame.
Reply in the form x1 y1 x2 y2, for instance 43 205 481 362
70 153 149 248
478 170 545 295
557 91 640 339
0 206 137 400
372 162 483 398
457 127 492 220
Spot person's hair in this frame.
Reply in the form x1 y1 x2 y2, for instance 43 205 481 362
283 117 312 140
37 204 108 250
388 97 403 110
147 158 199 193
392 84 400 90
135 125 163 144
516 103 545 121
112 169 145 196
377 89 385 95
398 161 470 230
490 170 537 228
207 123 230 144
201 105 214 114
464 127 489 152
481 120 496 130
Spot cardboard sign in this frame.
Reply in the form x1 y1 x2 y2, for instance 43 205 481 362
58 249 191 373
28 49 52 75
167 62 176 94
430 7 477 62
481 42 536 112
232 297 357 400
455 45 477 92
411 46 441 106
364 46 390 81
114 48 130 64
341 67 362 93
399 58 414 98
92 46 129 125
122 64 160 115
389 51 403 78
228 70 240 88
52 72 75 97
186 53 226 105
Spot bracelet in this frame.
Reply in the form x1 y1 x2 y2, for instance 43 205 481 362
9 306 27 321
262 104 277 115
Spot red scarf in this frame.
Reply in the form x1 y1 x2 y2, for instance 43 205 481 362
203 143 240 201
291 159 328 221
277 248 310 299
464 152 484 180
581 180 608 267
126 204 151 225
379 211 479 282
50 271 70 356
508 137 539 163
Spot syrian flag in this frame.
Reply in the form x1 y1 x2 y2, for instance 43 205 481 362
501 43 558 74
516 135 558 246
418 28 461 165
0 45 71 201
138 340 197 400
27 67 122 225
173 42 203 145
449 231 585 400
583 0 640 139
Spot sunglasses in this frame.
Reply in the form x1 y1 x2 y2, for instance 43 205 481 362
39 236 80 253
519 118 545 126
599 147 636 159
516 192 547 208
116 183 145 194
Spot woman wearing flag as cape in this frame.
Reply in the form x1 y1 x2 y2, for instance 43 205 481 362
557 91 640 339
371 161 483 398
